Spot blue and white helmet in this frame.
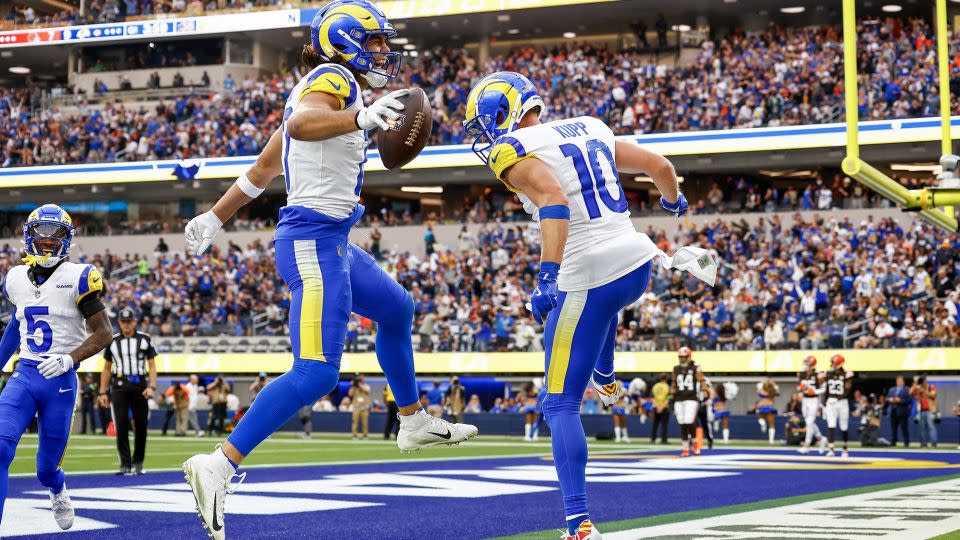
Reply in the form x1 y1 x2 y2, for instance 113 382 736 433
463 71 545 164
310 0 402 88
23 204 75 268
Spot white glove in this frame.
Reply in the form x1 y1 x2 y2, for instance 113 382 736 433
184 210 222 256
356 88 409 131
38 353 73 379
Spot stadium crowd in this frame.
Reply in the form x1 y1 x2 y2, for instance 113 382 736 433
2 16 957 168
0 211 955 352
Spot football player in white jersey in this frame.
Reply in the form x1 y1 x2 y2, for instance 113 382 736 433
0 204 112 529
463 72 715 540
180 2 476 538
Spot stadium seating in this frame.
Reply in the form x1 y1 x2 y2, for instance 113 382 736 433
0 211 953 352
1 17 954 168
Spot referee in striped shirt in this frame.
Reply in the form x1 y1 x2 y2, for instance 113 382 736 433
98 307 157 475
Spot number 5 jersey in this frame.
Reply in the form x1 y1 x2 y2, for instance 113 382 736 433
2 262 103 363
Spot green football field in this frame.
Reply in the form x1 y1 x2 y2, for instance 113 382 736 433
12 432 728 476
10 431 960 476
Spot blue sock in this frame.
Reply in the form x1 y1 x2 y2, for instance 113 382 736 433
222 451 239 472
542 393 589 535
373 293 420 407
592 368 615 386
567 515 589 536
227 360 339 457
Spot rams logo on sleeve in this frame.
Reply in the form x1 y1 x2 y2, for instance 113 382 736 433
76 265 103 304
488 136 536 193
301 64 357 110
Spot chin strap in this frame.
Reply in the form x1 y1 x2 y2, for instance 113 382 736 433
22 253 51 267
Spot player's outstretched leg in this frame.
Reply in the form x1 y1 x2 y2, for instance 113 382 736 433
347 244 477 451
184 238 348 540
184 360 339 540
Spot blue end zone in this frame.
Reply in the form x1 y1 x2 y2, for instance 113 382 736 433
3 449 960 539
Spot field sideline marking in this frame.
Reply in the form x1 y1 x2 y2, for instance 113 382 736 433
492 472 960 540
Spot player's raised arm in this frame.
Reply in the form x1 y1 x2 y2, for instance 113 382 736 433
614 140 687 217
502 157 569 324
184 128 284 255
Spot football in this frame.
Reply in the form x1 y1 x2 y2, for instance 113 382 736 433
377 87 433 170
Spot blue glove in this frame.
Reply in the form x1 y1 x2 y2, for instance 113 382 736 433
660 193 689 217
530 262 560 325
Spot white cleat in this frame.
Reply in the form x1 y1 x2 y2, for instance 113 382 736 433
841 450 850 459
561 519 603 539
182 451 246 540
50 485 74 530
825 450 836 457
590 376 624 407
797 445 809 455
819 437 828 455
397 410 478 452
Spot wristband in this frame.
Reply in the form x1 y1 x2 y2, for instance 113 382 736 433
539 205 570 220
99 392 108 396
235 173 265 199
538 261 560 282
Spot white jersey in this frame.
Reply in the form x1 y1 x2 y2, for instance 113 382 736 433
488 116 658 291
2 262 103 363
281 63 366 219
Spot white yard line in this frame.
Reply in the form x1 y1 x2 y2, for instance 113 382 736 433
605 477 960 540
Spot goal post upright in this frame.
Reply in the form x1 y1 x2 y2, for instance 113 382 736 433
840 0 959 232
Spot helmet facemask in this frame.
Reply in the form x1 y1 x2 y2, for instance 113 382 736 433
465 100 512 164
24 221 73 268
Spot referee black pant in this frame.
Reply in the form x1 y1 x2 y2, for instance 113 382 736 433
696 403 713 446
383 401 399 439
112 386 149 468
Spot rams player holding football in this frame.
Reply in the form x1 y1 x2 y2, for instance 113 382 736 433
181 2 476 538
0 204 113 529
463 72 715 540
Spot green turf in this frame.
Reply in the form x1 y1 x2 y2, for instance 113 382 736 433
930 531 960 540
11 432 668 475
493 472 960 540
9 433 555 475
11 432 956 475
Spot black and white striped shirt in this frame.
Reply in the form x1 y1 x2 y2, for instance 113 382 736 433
103 331 157 377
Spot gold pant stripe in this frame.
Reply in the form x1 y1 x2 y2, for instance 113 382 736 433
293 240 326 361
547 290 587 394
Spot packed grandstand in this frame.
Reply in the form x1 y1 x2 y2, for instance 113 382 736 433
1 17 957 167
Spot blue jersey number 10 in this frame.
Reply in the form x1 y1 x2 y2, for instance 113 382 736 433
559 139 627 219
